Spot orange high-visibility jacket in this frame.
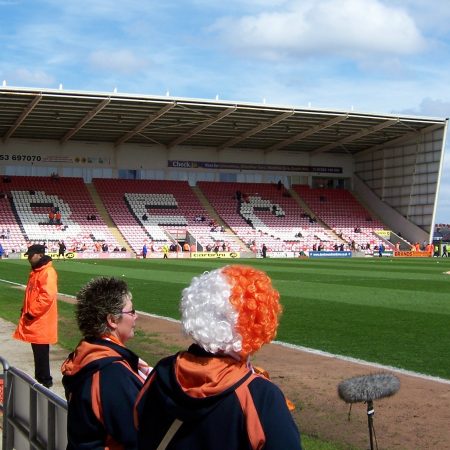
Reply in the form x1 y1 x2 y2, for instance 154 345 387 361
13 258 58 344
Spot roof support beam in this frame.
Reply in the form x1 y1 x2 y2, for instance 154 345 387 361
3 93 42 143
218 110 295 151
355 123 444 157
167 106 237 149
312 119 399 155
60 98 111 144
264 114 348 154
115 102 176 147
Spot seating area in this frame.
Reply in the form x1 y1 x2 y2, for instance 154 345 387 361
92 179 237 254
197 181 338 252
0 176 119 255
293 185 391 250
0 175 394 257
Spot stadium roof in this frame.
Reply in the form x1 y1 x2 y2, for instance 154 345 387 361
0 86 446 156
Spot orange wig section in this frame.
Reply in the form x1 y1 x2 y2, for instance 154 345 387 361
222 265 282 357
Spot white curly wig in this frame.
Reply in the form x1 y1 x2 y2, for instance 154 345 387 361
181 268 242 355
180 265 281 359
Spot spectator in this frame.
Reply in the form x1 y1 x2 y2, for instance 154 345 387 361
142 214 148 221
262 243 267 258
135 265 302 450
13 244 57 388
442 244 448 257
62 277 150 449
102 243 109 252
58 240 66 259
142 243 148 259
55 211 62 224
48 210 55 224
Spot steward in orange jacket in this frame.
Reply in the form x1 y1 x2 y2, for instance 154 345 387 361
13 244 58 387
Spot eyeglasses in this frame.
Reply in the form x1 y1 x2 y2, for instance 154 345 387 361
121 308 136 316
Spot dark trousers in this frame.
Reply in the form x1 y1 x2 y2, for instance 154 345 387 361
31 343 53 387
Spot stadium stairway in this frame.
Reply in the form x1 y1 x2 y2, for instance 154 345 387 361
85 183 132 253
288 188 346 244
191 185 247 251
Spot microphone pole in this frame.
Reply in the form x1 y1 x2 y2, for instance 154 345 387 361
367 399 375 450
337 372 400 450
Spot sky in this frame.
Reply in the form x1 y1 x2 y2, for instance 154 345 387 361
0 0 449 223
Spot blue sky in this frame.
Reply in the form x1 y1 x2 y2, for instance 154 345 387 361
1 0 449 223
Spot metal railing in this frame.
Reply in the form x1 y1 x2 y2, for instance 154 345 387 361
1 356 67 450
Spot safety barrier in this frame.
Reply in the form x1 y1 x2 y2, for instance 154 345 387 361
0 356 67 450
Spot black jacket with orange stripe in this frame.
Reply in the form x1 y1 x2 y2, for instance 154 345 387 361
134 344 302 450
62 338 145 450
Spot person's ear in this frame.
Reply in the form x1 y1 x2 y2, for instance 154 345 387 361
106 313 120 330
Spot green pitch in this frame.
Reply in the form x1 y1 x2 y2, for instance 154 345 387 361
1 257 449 379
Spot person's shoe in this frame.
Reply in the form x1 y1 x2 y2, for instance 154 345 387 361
41 380 53 389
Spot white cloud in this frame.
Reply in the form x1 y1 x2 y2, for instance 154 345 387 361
211 0 425 60
88 49 150 75
399 98 450 118
7 68 55 86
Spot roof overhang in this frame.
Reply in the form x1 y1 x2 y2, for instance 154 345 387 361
0 87 446 157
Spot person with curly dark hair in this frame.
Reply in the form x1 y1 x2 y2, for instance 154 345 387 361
62 277 151 450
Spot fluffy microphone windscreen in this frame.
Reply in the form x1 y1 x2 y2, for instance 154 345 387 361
338 372 400 403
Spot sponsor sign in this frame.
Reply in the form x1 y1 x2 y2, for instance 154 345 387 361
21 251 136 260
309 251 352 258
372 250 394 257
21 251 76 260
265 251 298 258
375 230 391 238
394 251 431 258
168 160 342 174
76 252 134 259
191 252 240 259
0 153 111 165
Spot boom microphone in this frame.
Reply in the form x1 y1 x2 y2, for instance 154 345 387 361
338 372 400 404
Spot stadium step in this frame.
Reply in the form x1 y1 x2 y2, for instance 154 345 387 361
288 188 347 243
191 185 247 251
85 183 132 253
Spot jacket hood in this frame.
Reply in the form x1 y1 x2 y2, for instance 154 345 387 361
149 344 252 422
61 338 139 396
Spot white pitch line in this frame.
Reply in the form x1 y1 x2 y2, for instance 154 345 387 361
272 340 450 385
2 278 449 385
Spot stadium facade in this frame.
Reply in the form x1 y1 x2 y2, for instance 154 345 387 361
0 86 447 250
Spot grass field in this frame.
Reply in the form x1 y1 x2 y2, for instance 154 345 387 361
1 256 449 379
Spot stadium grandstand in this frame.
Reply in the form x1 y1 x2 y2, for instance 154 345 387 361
0 86 447 258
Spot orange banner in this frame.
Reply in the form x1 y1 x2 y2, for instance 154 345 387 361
394 251 431 258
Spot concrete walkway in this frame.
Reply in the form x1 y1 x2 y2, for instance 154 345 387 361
0 317 67 399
